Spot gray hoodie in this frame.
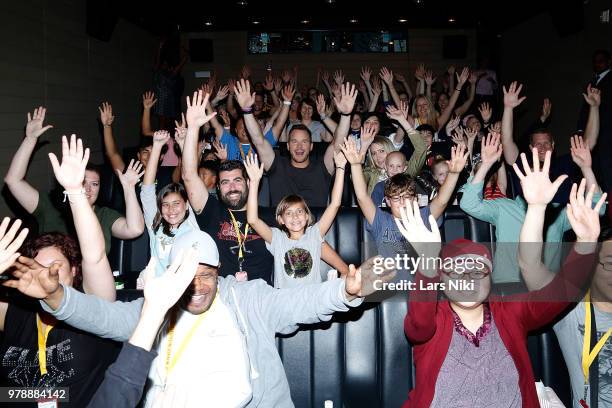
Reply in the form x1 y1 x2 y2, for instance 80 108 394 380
41 276 363 407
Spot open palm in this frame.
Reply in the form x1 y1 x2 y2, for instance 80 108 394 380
513 149 567 205
48 134 90 191
3 257 62 299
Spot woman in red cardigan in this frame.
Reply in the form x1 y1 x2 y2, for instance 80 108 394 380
396 151 605 408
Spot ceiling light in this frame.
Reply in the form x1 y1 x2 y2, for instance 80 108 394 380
204 19 213 26
252 20 260 25
398 18 408 23
413 0 424 5
301 19 310 24
237 0 248 5
448 17 456 23
349 18 358 23
326 0 336 3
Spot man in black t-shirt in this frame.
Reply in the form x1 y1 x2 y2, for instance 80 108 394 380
235 79 359 207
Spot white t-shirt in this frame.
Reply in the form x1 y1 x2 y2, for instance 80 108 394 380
143 296 253 407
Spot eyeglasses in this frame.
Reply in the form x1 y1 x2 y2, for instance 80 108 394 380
388 194 415 203
598 261 612 272
441 268 490 280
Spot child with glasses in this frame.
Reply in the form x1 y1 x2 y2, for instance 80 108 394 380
244 153 347 288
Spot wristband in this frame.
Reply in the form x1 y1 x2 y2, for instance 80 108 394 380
103 124 112 128
63 189 86 203
455 87 461 92
282 100 292 106
341 112 351 117
336 166 345 171
242 107 253 114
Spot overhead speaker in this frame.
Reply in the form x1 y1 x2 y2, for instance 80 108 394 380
443 35 467 59
189 39 214 63
86 0 118 42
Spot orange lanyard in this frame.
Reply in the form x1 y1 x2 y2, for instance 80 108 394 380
36 314 54 375
239 144 253 161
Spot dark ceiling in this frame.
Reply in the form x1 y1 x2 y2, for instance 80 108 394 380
115 0 556 34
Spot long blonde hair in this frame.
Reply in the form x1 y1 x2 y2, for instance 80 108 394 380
411 95 439 129
366 136 396 170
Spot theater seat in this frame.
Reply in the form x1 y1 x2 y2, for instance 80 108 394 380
115 289 571 407
441 205 493 243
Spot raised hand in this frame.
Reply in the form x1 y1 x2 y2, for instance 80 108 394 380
512 149 567 206
480 133 503 165
321 70 330 84
0 218 29 274
117 159 144 188
465 126 479 142
48 135 90 191
456 67 470 87
566 179 606 242
152 130 171 148
583 84 601 107
185 90 217 128
244 153 264 182
360 66 372 82
3 256 62 299
333 82 358 115
478 102 492 123
174 113 187 151
333 69 345 85
447 65 456 76
281 69 293 84
316 94 327 116
263 73 274 91
142 91 157 109
345 256 396 299
451 133 466 148
143 248 198 315
233 78 256 110
424 70 436 86
540 98 552 122
358 80 368 96
199 82 213 96
490 120 502 135
570 134 591 169
339 137 363 164
25 107 53 139
379 67 394 84
447 144 469 173
386 104 408 121
219 109 231 127
445 115 461 135
214 85 230 102
468 71 478 84
98 102 114 127
334 147 348 169
359 124 377 150
274 77 283 94
395 72 406 82
395 200 442 259
212 138 228 162
371 77 382 96
227 78 237 94
240 65 251 80
503 81 527 108
415 64 426 80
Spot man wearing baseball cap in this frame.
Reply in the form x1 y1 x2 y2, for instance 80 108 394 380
15 229 395 407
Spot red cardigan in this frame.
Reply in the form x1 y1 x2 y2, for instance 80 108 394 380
403 249 595 408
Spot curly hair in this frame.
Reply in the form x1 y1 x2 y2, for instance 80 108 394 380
21 232 83 289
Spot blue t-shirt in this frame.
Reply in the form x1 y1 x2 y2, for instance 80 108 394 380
220 128 277 161
371 181 385 207
366 207 443 277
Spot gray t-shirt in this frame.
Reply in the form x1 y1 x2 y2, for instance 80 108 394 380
288 121 326 142
554 301 612 408
267 223 323 288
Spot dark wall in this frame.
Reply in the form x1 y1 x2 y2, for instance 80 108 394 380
0 0 158 215
499 0 612 153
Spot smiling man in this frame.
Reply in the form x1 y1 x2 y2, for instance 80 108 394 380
13 230 393 407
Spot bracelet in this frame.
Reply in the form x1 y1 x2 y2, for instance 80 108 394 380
320 114 328 121
63 189 86 203
455 88 462 92
341 112 351 117
282 100 292 106
336 166 345 171
103 124 112 128
242 107 253 114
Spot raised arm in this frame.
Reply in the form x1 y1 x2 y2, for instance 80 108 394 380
368 78 382 112
430 144 469 219
414 64 426 95
501 81 526 164
48 135 115 301
234 79 276 171
244 154 272 244
341 131 377 225
453 72 477 117
380 67 402 108
99 102 126 173
582 84 601 150
143 131 168 186
570 135 601 193
271 84 295 140
4 107 53 213
424 70 436 100
395 72 413 99
141 92 157 137
182 90 217 213
319 151 346 236
316 94 338 135
437 67 470 129
324 82 358 174
112 160 145 240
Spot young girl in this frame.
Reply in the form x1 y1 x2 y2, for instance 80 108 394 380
139 130 199 282
245 152 346 288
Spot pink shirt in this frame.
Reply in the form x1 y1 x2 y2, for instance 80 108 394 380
161 138 179 166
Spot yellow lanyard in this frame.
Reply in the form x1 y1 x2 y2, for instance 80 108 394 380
165 296 217 378
228 210 249 268
36 314 55 376
581 290 612 383
239 144 253 161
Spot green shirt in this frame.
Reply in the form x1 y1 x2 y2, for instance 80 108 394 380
32 193 122 254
